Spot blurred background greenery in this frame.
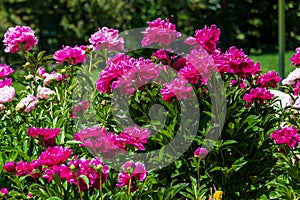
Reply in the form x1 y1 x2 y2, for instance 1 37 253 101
0 0 299 75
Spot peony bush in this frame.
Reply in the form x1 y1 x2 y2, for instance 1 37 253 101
0 18 299 200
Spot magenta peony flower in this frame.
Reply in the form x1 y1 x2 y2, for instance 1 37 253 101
89 27 124 51
53 45 86 65
257 70 282 88
0 86 15 103
15 161 34 177
66 157 109 191
3 161 15 173
194 147 209 159
0 188 8 196
3 26 38 53
185 24 220 53
27 127 61 147
242 87 274 107
142 18 181 47
293 81 300 96
38 146 72 166
0 78 12 88
213 46 261 77
160 77 193 102
27 193 33 199
37 87 56 100
290 47 300 67
117 161 147 192
270 126 300 148
0 64 14 77
42 165 60 183
16 94 38 112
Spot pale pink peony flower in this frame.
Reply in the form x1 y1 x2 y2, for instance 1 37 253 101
0 104 5 111
53 45 86 65
269 89 293 108
16 94 38 112
37 87 56 100
282 68 300 85
3 26 38 53
89 27 124 51
142 18 181 47
0 86 15 103
0 64 14 77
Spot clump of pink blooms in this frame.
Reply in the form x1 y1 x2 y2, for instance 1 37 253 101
89 27 124 51
16 94 38 112
116 161 147 192
270 126 300 148
160 77 193 102
27 127 61 148
242 87 274 107
70 100 89 118
37 67 67 86
194 147 209 159
53 45 86 65
3 25 38 53
185 24 220 53
142 18 181 47
0 64 15 105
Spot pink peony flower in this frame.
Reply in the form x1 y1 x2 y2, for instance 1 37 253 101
160 77 193 102
293 81 300 96
3 161 15 173
0 78 12 88
96 53 144 94
194 147 209 159
242 87 274 107
108 126 151 151
43 71 67 86
0 64 14 77
89 27 124 51
290 47 300 67
142 18 181 47
27 193 33 199
38 146 72 166
117 161 147 192
270 89 293 108
76 126 121 158
16 94 38 112
70 100 89 118
37 87 56 100
257 70 282 88
53 45 86 65
27 127 61 147
185 24 220 53
0 188 8 196
112 61 162 95
3 26 38 53
0 86 15 103
270 126 300 148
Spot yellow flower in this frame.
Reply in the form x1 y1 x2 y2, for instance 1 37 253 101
213 190 223 200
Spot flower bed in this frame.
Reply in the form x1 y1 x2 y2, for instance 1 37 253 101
0 18 300 199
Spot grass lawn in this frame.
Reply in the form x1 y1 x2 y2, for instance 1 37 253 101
250 50 295 78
